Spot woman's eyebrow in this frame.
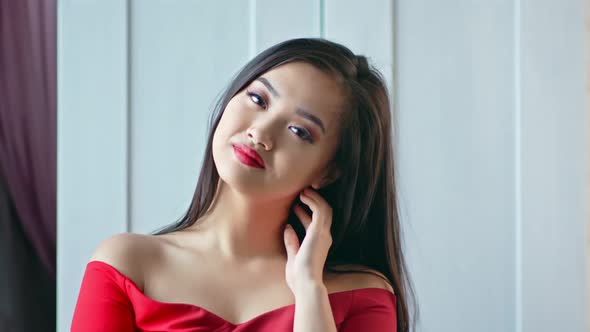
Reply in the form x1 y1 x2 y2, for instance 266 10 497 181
255 77 326 134
296 109 326 134
256 77 280 97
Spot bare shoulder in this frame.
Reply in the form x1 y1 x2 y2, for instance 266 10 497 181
328 264 395 295
89 232 162 289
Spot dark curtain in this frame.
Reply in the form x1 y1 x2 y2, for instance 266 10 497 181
0 169 55 331
0 0 57 331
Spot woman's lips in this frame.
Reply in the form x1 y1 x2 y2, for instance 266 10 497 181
232 144 265 169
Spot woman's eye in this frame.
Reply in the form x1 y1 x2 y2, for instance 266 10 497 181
245 89 313 143
289 126 314 143
246 90 267 109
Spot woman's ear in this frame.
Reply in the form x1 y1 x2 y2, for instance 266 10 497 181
311 165 341 190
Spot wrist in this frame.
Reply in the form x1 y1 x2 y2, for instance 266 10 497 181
293 280 327 298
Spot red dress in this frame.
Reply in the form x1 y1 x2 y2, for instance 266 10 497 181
71 261 397 331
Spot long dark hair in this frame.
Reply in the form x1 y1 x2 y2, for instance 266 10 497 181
151 38 418 332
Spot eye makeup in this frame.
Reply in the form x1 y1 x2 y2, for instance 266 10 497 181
244 87 315 144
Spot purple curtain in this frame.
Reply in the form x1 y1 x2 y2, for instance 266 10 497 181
0 0 56 330
0 0 56 275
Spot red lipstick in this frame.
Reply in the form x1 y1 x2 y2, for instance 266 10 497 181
232 144 265 169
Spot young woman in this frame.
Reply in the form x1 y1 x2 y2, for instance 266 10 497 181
71 38 417 332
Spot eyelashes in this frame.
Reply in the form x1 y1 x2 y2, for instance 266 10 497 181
245 89 314 143
246 90 267 109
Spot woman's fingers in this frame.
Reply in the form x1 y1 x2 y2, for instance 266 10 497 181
293 204 312 230
300 188 333 229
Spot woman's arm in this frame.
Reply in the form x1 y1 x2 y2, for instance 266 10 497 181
71 233 146 332
70 260 136 332
284 187 338 331
293 282 338 332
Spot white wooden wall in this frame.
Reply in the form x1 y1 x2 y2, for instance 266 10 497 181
58 0 588 331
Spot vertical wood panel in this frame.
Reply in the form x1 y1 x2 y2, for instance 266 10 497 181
324 0 394 96
394 1 516 331
130 1 251 235
57 1 129 331
587 1 590 331
255 0 321 53
520 0 587 331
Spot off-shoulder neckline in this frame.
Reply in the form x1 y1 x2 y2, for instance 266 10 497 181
87 260 395 326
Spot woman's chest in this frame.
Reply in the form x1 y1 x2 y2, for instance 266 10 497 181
141 249 297 326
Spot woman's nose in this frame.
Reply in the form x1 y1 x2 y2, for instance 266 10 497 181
247 121 275 150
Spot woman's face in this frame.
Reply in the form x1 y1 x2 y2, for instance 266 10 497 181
212 61 346 200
